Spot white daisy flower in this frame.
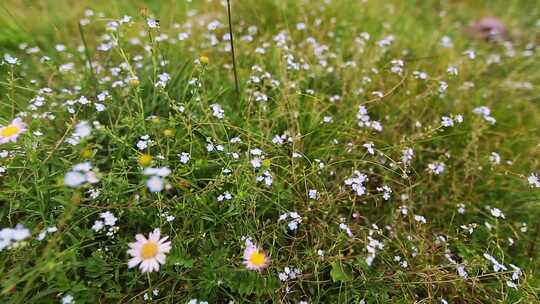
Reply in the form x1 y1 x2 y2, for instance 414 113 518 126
0 118 26 144
64 162 99 187
64 171 87 187
127 229 172 273
146 176 165 192
243 245 269 271
143 167 171 177
74 121 92 138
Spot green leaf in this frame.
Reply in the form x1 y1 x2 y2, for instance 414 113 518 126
168 248 194 268
330 261 353 282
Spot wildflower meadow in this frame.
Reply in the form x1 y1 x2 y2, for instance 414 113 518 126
1 0 539 303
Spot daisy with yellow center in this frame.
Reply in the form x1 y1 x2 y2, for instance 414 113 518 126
243 245 269 271
0 118 26 144
127 229 171 273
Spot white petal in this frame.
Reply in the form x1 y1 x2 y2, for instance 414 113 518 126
155 253 166 264
160 241 172 253
140 260 151 272
149 229 161 242
128 257 141 268
135 234 147 243
127 248 140 257
150 259 160 272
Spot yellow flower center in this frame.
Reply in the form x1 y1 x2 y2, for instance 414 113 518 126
249 251 266 266
140 242 159 259
138 154 152 167
199 55 209 64
0 125 20 137
81 149 93 159
163 128 174 137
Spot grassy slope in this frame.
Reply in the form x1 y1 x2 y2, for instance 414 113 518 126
0 0 539 303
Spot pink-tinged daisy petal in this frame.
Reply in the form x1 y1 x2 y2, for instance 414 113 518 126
135 234 147 243
140 260 151 272
155 253 166 264
160 242 172 253
128 242 141 250
243 246 256 259
127 248 141 256
146 259 159 272
128 257 141 268
149 229 161 242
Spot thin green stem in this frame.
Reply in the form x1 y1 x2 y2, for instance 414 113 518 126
226 0 240 96
78 22 98 94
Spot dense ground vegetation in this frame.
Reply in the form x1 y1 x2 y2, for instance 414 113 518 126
0 0 539 303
